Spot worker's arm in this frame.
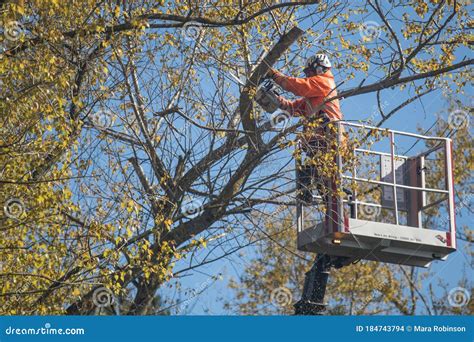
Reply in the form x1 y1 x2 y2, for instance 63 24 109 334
277 96 307 116
269 69 329 97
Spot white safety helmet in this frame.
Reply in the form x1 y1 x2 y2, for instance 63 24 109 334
305 53 331 74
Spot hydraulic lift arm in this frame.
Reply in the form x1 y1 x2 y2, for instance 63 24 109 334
294 254 331 315
294 254 350 315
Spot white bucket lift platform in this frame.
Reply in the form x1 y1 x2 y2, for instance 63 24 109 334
296 122 457 268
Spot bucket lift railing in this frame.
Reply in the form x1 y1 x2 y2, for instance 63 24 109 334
339 121 455 245
296 121 456 250
294 121 456 315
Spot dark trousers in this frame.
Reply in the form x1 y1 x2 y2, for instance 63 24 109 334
297 139 355 218
297 140 329 204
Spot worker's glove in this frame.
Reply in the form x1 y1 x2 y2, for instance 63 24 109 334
264 68 277 80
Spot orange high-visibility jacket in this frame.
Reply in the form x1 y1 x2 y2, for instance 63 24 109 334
273 69 343 144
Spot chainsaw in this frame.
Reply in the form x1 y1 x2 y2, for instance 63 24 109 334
255 79 280 114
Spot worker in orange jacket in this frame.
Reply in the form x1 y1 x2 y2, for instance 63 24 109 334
267 53 346 208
